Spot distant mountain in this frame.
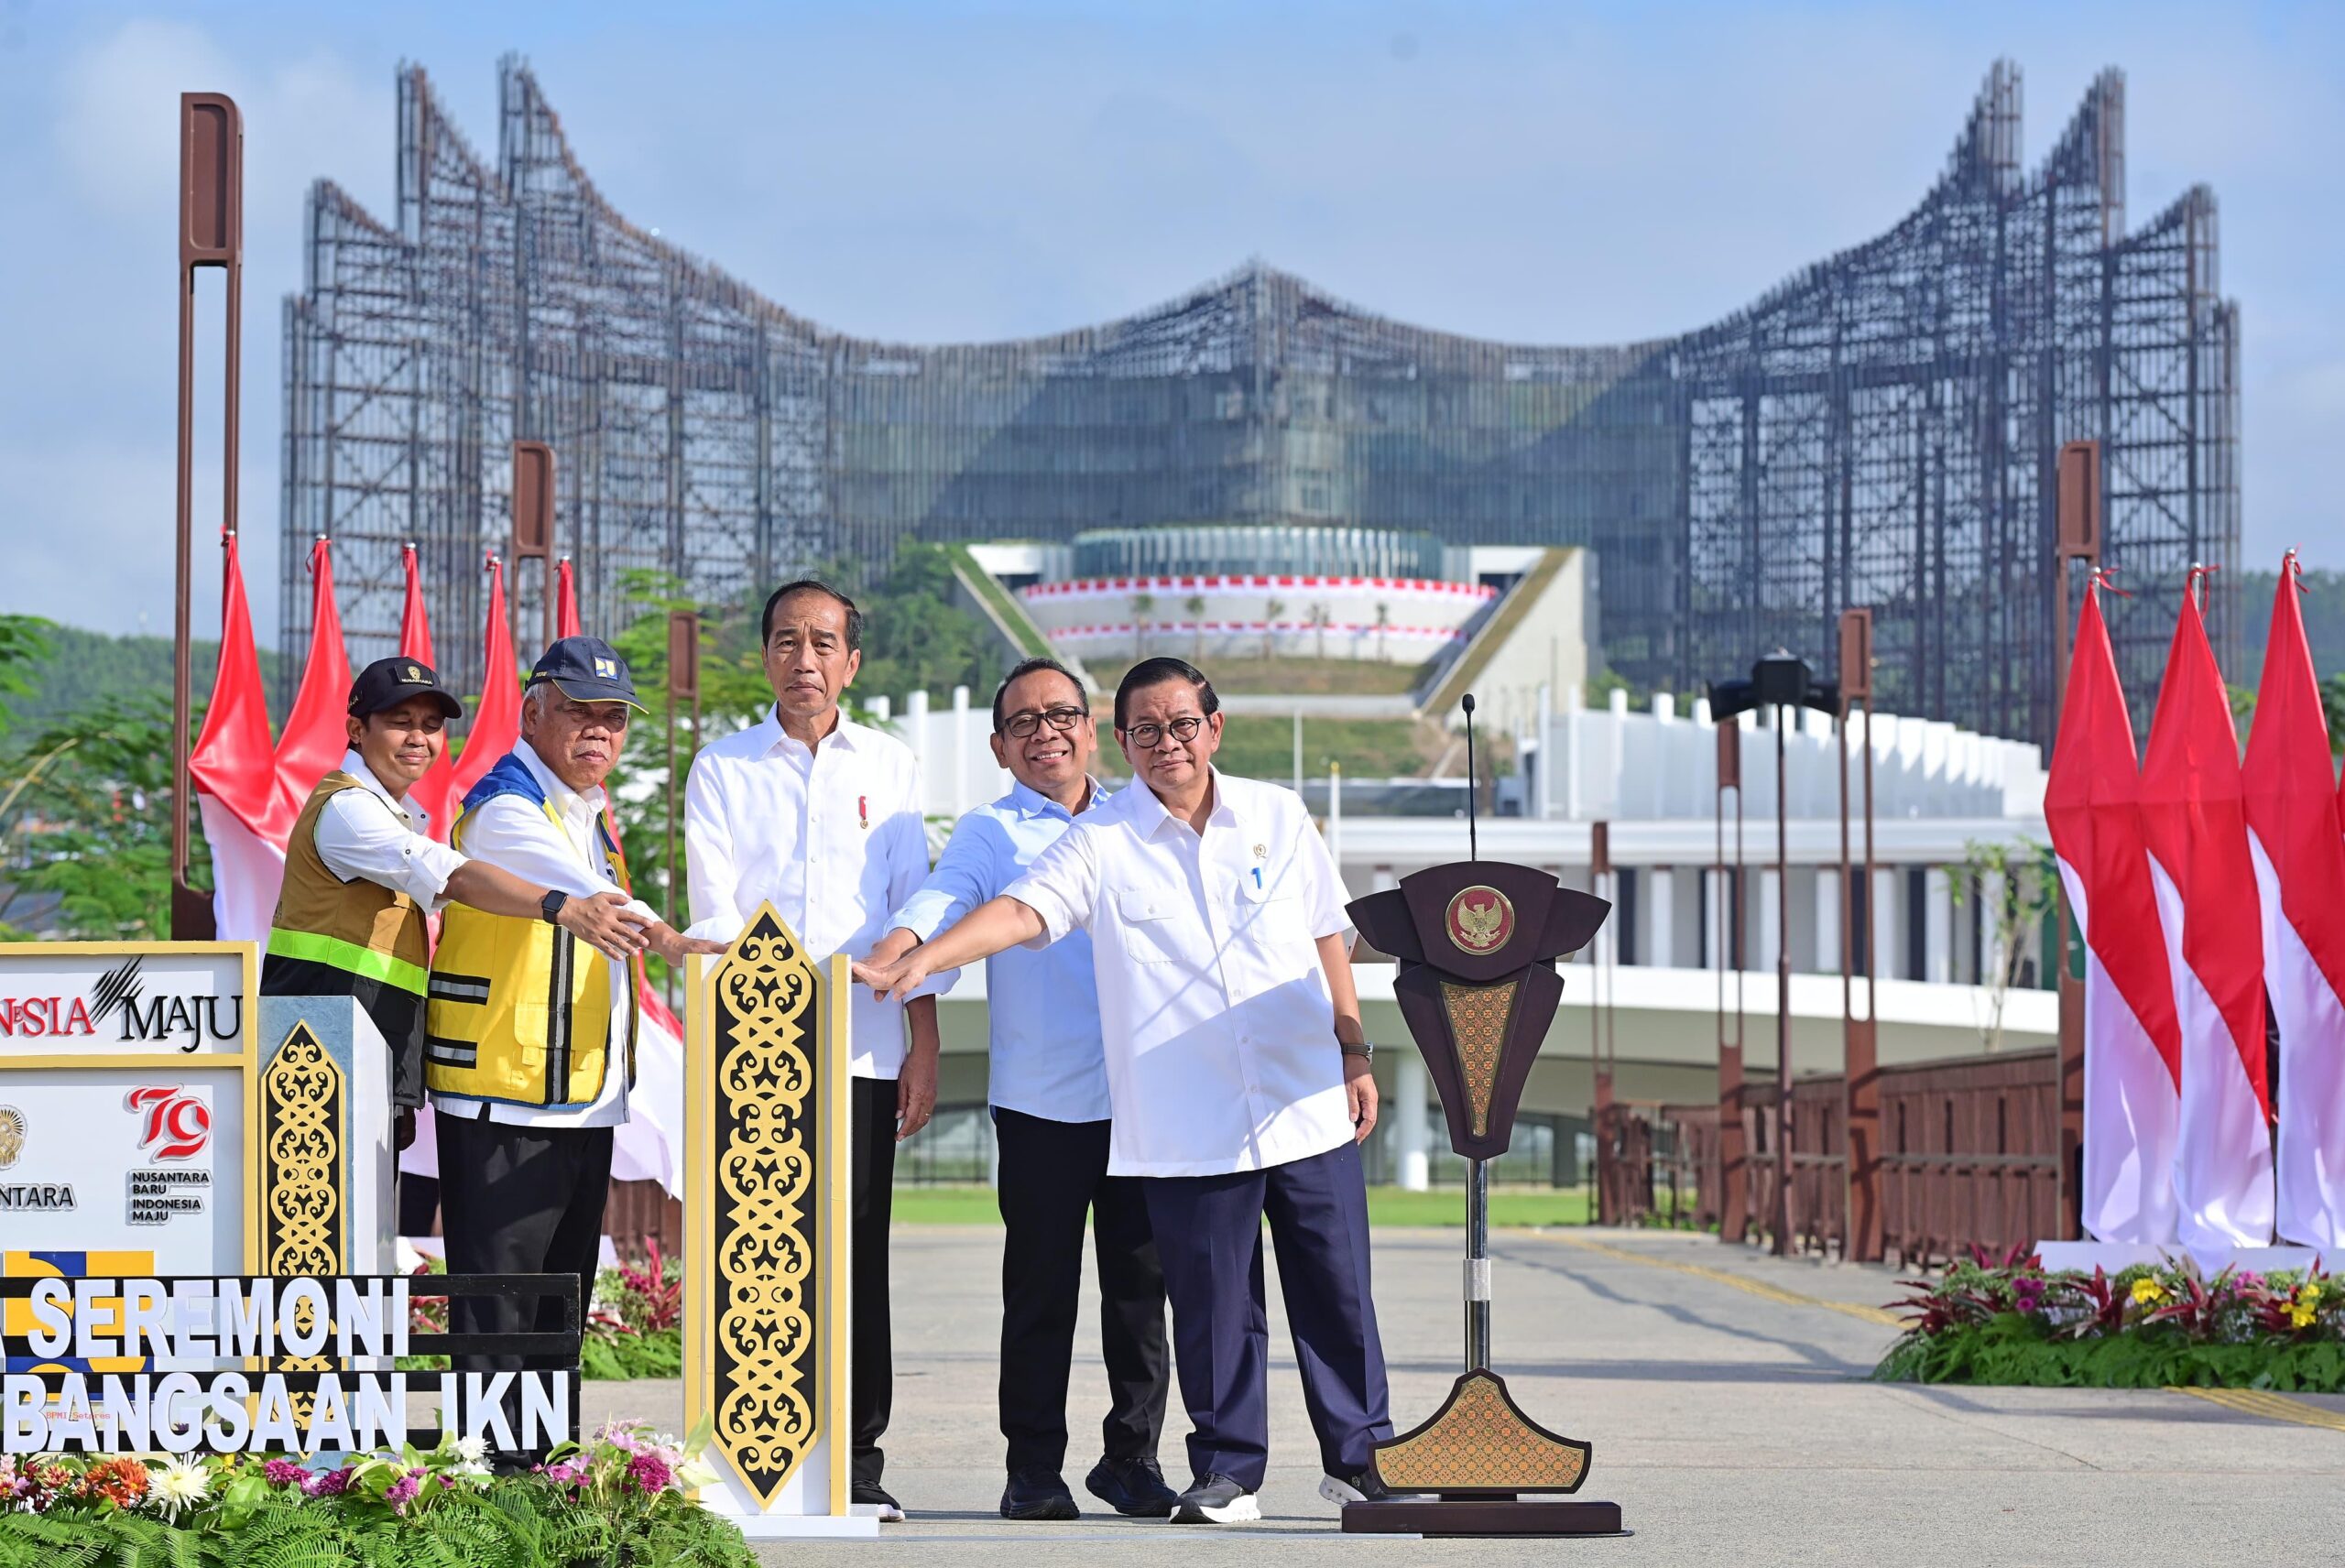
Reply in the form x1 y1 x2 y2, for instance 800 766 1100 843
0 625 288 732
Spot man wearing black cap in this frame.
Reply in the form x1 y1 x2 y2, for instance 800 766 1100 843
263 655 649 1152
426 637 722 1461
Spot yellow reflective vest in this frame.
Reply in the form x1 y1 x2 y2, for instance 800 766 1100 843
423 751 638 1110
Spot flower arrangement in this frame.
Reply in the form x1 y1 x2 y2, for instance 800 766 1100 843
0 1420 752 1567
1876 1245 2345 1389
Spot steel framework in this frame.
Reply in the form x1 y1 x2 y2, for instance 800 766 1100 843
283 58 2237 745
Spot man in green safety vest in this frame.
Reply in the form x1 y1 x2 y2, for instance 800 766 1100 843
262 655 649 1150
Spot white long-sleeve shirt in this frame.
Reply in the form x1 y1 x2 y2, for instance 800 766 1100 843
430 740 657 1129
313 749 465 909
683 705 938 1080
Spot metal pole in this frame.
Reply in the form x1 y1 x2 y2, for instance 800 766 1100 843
665 609 701 1009
1772 707 1793 1258
1839 607 1882 1261
1717 719 1746 1243
1466 1158 1491 1371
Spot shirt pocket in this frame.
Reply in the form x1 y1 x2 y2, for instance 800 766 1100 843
1233 877 1311 950
1117 888 1204 965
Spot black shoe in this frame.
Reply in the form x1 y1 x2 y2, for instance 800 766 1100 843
1085 1454 1176 1518
851 1481 905 1521
1171 1473 1260 1524
1319 1467 1391 1505
1000 1470 1079 1520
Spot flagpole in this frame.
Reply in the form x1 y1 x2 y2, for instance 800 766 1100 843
2053 441 2102 1240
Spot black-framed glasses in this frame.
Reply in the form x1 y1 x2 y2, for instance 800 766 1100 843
1121 715 1205 748
1002 704 1089 739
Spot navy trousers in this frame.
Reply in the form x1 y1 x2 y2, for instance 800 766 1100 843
1141 1138 1392 1492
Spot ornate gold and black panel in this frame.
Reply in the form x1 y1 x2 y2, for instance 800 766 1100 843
690 907 829 1510
1373 1368 1590 1494
259 1020 344 1398
1437 978 1519 1139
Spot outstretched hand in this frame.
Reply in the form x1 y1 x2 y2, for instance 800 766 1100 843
851 952 934 1003
560 892 651 964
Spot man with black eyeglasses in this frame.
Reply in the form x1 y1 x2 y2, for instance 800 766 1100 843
862 657 1175 1522
857 655 1391 1527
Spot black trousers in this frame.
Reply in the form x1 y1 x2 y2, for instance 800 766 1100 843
850 1076 897 1487
993 1106 1170 1476
435 1107 612 1458
1143 1139 1391 1491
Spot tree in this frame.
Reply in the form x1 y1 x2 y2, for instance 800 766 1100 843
1309 602 1332 662
1 693 197 941
1131 593 1155 659
1374 601 1391 661
0 615 53 741
1184 593 1206 661
1262 598 1286 660
1950 838 2057 1054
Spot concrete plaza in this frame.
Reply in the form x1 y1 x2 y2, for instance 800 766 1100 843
588 1225 2345 1564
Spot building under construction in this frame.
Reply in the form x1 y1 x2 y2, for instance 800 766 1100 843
282 57 2238 746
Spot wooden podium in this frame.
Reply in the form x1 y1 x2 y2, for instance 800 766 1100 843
682 904 877 1538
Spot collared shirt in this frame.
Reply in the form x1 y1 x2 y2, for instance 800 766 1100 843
892 778 1113 1125
683 704 936 1080
431 740 658 1130
313 749 466 909
1003 768 1355 1177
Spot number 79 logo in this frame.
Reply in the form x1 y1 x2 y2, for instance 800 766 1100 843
125 1086 211 1161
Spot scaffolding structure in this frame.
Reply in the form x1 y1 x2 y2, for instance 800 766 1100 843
283 57 2237 746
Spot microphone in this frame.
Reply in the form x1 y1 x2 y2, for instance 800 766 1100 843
1462 692 1478 863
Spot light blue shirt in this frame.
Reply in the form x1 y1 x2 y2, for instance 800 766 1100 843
892 778 1112 1124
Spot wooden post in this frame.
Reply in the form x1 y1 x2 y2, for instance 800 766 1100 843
172 93 243 941
2053 441 2101 1240
1838 608 1883 1262
1590 821 1613 1223
1715 720 1747 1243
511 441 558 656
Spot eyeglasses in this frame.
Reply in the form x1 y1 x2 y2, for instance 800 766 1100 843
1120 715 1206 748
1003 704 1089 739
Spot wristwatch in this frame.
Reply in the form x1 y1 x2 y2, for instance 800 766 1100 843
1339 1039 1374 1062
540 889 570 924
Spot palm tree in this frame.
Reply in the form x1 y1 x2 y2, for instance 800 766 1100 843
1374 601 1391 661
1262 597 1285 660
1185 593 1206 661
1132 592 1154 659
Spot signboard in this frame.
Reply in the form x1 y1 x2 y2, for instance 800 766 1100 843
0 943 255 1277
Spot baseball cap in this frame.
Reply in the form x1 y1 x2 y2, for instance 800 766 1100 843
527 636 646 711
347 656 464 721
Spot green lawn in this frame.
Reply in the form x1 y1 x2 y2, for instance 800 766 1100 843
891 1184 1592 1227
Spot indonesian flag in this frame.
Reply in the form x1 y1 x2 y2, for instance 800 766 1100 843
2045 579 2181 1243
555 557 583 639
399 543 459 839
2139 575 2274 1247
451 555 522 800
190 531 292 942
2243 554 2345 1247
274 539 354 822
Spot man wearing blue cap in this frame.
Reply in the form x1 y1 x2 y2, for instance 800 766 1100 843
427 636 722 1462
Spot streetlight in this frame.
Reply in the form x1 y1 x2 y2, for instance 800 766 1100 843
1708 650 1838 1257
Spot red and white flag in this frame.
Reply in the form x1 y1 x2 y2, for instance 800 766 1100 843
190 532 292 942
398 543 460 839
2045 578 2181 1243
2139 572 2273 1247
274 538 354 824
2242 553 2345 1247
554 556 583 640
451 554 522 800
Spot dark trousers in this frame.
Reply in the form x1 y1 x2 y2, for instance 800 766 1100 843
1142 1138 1391 1492
434 1108 612 1458
993 1106 1170 1476
851 1076 897 1487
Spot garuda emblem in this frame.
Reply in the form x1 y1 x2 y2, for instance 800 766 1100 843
0 1105 23 1170
1445 886 1515 956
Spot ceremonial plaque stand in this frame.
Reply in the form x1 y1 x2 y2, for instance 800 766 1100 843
1344 694 1627 1538
682 903 876 1539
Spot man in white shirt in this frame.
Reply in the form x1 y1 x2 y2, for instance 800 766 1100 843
863 658 1174 1522
262 655 648 1153
856 656 1393 1526
424 637 719 1464
682 579 943 1521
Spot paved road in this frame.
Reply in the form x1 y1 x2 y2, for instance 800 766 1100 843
587 1226 2345 1564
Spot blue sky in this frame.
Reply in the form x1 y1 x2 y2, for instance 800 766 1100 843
2 0 2339 642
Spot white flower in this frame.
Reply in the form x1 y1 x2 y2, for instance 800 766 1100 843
454 1434 488 1465
149 1455 211 1520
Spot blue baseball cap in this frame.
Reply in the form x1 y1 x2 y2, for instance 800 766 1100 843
527 636 646 711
